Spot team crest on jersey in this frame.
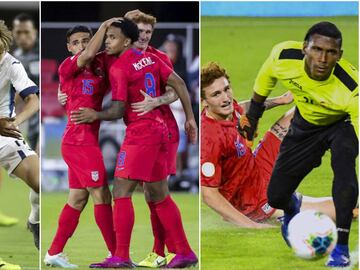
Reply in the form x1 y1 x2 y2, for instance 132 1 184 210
234 136 246 157
91 171 99 181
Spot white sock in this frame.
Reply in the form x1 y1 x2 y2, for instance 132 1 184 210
28 190 39 224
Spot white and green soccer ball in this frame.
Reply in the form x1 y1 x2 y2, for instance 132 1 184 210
288 210 337 259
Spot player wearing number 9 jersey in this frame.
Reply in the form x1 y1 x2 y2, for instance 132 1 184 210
70 18 198 268
110 48 173 181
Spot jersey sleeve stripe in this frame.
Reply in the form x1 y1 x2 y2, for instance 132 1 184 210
279 48 304 60
333 64 358 91
17 150 26 160
9 87 16 117
19 86 39 100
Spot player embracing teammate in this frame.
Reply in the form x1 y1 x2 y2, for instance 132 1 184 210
71 17 198 269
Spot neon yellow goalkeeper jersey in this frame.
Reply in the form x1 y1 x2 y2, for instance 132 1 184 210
254 41 358 135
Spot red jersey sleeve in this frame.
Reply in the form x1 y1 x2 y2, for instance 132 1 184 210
58 53 81 83
110 63 128 102
201 120 223 187
156 55 173 86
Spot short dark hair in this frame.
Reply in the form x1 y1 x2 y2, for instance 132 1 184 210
66 25 93 42
110 18 139 44
304 21 342 48
13 13 36 28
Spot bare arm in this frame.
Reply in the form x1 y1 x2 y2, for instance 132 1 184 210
70 100 125 124
131 86 178 116
202 186 273 228
77 17 122 68
166 72 197 143
14 94 39 126
238 91 293 112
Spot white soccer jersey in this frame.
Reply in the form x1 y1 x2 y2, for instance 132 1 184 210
0 52 38 118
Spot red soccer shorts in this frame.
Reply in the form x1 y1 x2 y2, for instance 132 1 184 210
61 144 107 189
250 131 282 221
114 120 169 182
167 141 178 176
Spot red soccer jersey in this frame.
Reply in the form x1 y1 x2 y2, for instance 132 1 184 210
146 46 179 143
110 48 173 126
59 51 112 145
201 101 264 217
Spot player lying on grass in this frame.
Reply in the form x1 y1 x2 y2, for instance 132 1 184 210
201 62 356 229
0 21 39 254
238 21 358 267
44 19 122 268
70 18 198 268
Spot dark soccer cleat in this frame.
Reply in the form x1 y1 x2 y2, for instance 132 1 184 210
27 221 39 250
279 192 303 247
165 251 198 268
326 244 350 267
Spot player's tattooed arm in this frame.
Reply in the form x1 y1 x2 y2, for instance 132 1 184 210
238 91 293 112
70 101 125 124
131 86 178 116
202 186 274 229
77 17 122 68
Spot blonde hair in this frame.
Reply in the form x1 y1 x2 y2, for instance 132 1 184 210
0 21 12 53
124 9 157 27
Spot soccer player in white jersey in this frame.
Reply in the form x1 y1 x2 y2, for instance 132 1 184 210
0 20 39 259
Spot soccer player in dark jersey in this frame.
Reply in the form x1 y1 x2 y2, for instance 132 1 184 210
71 18 198 268
44 19 121 268
238 22 358 267
201 62 357 228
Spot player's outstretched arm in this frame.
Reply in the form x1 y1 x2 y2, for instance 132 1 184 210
202 186 274 229
131 87 178 116
238 91 293 112
77 17 122 68
166 72 197 144
13 94 39 126
70 100 125 124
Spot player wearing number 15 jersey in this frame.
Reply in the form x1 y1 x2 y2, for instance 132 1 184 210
44 20 121 268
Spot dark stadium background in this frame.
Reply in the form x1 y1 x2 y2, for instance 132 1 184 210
41 1 200 193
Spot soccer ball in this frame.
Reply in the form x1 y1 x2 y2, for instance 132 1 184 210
288 210 337 259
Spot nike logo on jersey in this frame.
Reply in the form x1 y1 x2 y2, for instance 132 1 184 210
132 57 155 71
11 61 20 65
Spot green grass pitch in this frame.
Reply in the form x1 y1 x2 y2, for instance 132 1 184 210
201 16 358 270
41 191 199 269
0 172 39 269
